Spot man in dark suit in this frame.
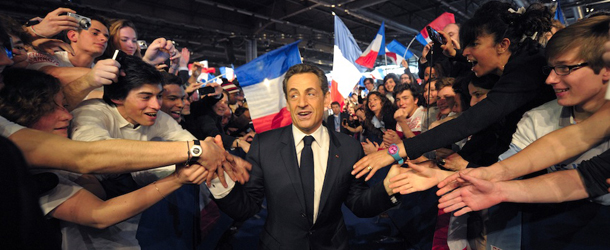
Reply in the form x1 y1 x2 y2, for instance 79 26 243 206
326 101 350 135
210 64 401 250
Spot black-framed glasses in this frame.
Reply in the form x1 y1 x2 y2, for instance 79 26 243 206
543 62 589 76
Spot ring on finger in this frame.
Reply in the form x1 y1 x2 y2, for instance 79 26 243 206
367 166 373 171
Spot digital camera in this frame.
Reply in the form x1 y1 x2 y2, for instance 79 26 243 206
67 13 91 30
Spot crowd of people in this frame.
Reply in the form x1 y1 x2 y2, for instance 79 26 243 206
1 1 610 249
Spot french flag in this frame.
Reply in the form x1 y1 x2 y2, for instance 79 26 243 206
235 41 302 133
385 40 414 65
415 12 455 46
332 15 365 105
355 22 385 69
219 65 235 82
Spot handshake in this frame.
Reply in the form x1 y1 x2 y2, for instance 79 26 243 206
176 135 252 188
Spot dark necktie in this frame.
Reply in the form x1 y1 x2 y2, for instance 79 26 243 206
300 135 315 223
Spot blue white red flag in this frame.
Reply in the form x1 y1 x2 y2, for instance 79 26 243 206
355 21 385 69
332 16 365 105
415 12 455 45
235 41 301 133
385 40 414 65
219 65 235 82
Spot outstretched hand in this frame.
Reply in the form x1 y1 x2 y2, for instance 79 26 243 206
352 147 395 181
438 172 505 216
197 136 227 186
174 163 209 185
389 161 446 195
361 138 380 156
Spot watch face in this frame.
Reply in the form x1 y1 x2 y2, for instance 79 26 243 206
388 144 398 155
193 148 201 155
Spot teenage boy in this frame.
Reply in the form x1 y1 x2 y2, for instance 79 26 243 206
70 55 247 249
444 16 610 250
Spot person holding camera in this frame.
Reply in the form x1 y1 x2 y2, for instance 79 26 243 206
326 101 350 135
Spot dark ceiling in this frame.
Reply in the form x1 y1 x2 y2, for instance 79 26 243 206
1 0 608 72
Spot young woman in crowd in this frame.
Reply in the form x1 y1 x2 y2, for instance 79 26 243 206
104 19 142 58
0 68 208 249
355 0 555 180
360 91 396 155
382 73 399 102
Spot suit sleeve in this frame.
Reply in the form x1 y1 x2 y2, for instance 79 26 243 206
344 144 396 217
213 134 266 221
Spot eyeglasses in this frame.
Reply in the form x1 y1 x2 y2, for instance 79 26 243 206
543 62 589 76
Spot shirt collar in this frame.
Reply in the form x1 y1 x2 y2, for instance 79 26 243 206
110 104 138 129
292 123 326 148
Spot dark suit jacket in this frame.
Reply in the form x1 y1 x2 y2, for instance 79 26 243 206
326 112 349 135
215 125 396 250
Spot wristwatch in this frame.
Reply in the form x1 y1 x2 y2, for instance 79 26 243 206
190 140 202 162
387 144 404 165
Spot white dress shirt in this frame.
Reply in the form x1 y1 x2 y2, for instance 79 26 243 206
210 124 330 223
71 99 196 185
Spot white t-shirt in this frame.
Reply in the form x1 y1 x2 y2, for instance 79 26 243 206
510 100 610 204
396 106 424 134
26 51 75 70
67 99 197 249
0 115 25 137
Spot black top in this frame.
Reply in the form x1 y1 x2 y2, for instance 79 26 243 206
404 39 556 159
577 148 610 198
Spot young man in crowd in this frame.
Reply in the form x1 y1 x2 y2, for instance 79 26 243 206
326 101 349 134
433 16 610 250
70 55 246 249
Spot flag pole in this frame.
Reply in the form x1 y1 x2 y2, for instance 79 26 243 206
405 36 420 60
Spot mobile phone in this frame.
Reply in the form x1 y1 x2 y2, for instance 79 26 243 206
198 86 215 96
342 118 348 125
426 26 446 45
137 40 148 50
358 86 366 90
112 50 128 65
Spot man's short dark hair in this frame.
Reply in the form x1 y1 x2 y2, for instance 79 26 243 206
393 83 420 101
161 71 184 87
103 55 164 106
282 64 328 97
330 101 340 107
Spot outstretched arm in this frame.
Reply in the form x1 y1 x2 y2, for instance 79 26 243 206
50 163 208 229
438 169 588 216
8 127 226 175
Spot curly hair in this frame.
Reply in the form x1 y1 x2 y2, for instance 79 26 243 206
0 68 61 127
460 1 553 53
363 91 394 138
